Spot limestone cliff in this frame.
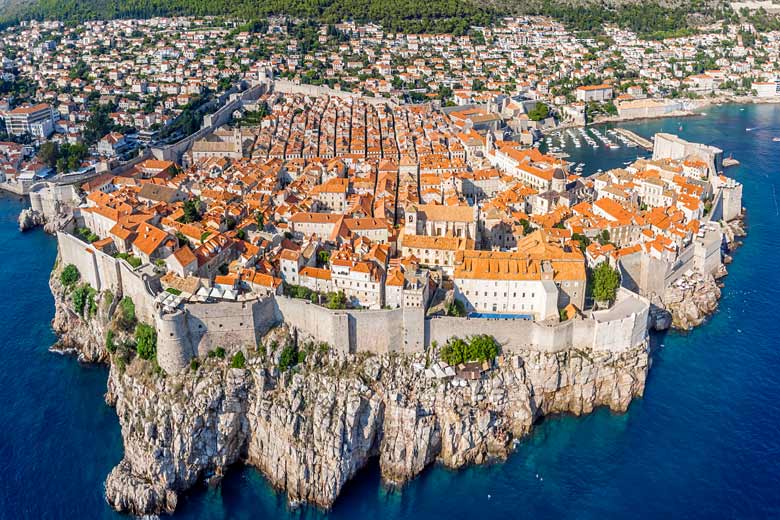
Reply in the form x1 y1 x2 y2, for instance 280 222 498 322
661 271 722 330
18 208 45 232
103 333 649 516
50 260 113 363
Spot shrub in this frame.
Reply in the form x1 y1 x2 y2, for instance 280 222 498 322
296 349 307 365
119 297 136 329
440 335 499 366
76 227 99 243
135 323 157 360
165 287 182 295
325 290 348 310
71 284 91 315
116 253 142 268
87 288 98 317
445 299 466 317
60 264 80 287
208 346 226 359
105 329 117 353
230 351 246 369
190 358 200 371
279 344 297 372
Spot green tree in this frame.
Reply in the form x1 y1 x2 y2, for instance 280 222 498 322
592 262 620 303
279 344 298 371
60 264 80 287
528 102 550 121
326 290 348 310
446 299 466 317
135 323 157 360
119 296 136 329
180 198 202 223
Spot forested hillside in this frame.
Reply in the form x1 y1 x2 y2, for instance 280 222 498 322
0 0 775 37
1 0 494 34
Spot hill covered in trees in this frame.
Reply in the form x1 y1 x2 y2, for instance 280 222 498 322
0 0 494 34
0 0 768 38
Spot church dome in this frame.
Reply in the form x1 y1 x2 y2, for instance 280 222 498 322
553 167 566 180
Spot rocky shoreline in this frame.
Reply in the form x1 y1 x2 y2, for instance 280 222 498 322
656 217 747 331
49 261 649 516
45 215 746 516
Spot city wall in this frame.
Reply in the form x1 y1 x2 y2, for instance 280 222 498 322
56 233 649 374
151 83 268 163
427 288 648 354
272 80 395 107
57 231 157 324
619 226 723 298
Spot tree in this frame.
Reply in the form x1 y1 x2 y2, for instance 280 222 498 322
119 296 136 330
38 141 59 168
279 344 298 371
326 290 348 310
440 335 499 366
135 323 157 360
317 250 330 266
60 264 80 287
528 102 550 121
592 262 620 303
180 198 202 223
572 233 591 253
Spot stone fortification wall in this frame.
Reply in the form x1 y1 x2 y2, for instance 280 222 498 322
274 296 350 353
183 300 258 356
156 310 196 373
274 297 426 355
57 231 156 324
428 288 648 354
156 288 648 373
151 84 267 163
272 80 394 107
59 231 651 373
29 183 79 220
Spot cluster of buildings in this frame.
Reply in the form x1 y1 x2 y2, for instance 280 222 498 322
55 84 741 327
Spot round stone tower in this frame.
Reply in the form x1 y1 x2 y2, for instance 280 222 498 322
155 309 194 373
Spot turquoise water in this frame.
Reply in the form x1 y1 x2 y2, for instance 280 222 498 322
2 103 780 518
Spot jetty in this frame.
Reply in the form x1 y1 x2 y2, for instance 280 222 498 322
614 128 654 150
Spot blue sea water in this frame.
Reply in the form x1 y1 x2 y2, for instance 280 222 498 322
1 103 780 519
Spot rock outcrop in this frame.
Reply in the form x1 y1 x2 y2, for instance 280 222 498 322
49 260 118 363
661 272 721 330
18 208 45 231
102 337 649 516
49 258 650 516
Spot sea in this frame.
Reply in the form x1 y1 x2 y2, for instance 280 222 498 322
1 103 779 519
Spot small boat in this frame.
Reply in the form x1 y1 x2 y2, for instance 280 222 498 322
773 137 780 142
746 128 753 132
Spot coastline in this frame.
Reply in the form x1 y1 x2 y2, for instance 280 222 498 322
35 105 752 515
579 96 780 128
45 217 747 515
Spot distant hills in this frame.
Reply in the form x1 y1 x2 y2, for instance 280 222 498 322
0 0 766 38
0 0 494 34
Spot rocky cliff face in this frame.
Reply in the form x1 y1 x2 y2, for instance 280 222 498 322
661 271 722 330
103 333 649 516
18 208 45 232
49 258 650 517
49 260 113 363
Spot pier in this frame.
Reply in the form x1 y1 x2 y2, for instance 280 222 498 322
614 128 654 150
